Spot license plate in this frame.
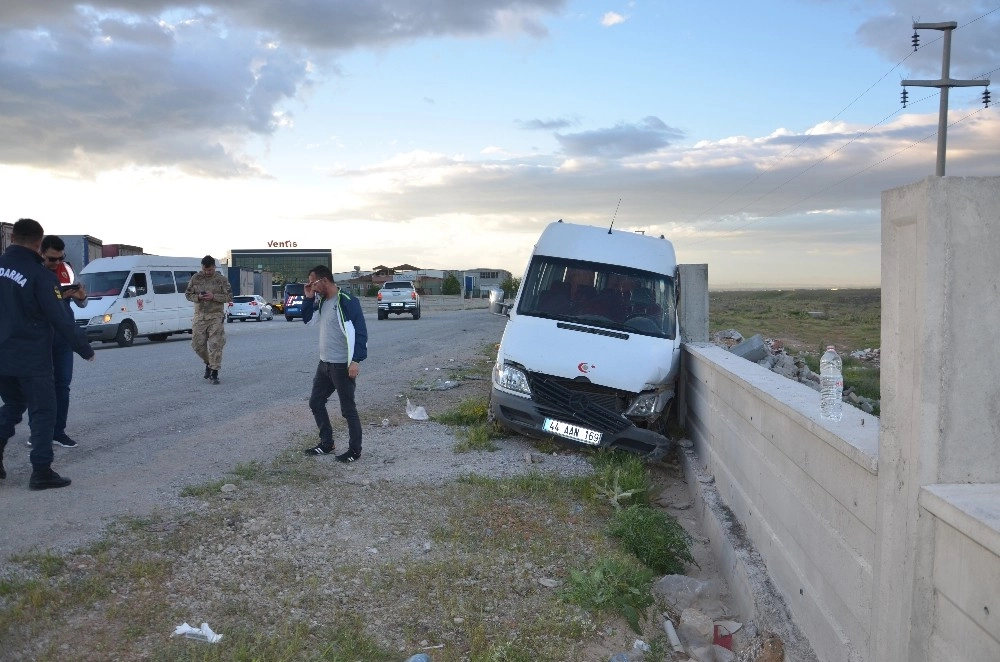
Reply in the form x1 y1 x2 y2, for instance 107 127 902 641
391 302 403 307
543 417 603 445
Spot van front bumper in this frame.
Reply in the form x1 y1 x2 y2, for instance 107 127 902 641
78 322 117 342
489 382 672 461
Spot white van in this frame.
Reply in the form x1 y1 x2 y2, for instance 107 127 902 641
490 220 681 460
74 255 203 347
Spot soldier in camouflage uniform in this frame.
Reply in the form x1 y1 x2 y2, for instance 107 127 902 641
184 255 233 385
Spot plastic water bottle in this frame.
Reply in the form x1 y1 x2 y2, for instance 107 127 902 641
820 346 843 421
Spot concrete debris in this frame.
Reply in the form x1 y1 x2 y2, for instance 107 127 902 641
712 329 744 348
712 332 880 414
652 575 724 616
679 608 716 649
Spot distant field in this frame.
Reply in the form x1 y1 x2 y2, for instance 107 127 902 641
709 288 881 356
709 288 882 405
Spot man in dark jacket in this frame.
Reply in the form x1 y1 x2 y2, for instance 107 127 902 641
0 218 95 490
299 265 368 462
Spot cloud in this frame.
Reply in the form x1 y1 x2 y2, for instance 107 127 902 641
601 11 627 27
516 116 580 130
555 116 685 158
0 0 569 176
855 1 998 78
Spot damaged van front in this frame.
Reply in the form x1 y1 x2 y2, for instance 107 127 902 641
490 220 681 461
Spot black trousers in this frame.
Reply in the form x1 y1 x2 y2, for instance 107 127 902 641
0 372 56 468
308 362 361 452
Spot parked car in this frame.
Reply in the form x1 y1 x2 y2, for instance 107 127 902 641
377 281 421 320
271 300 284 314
283 283 305 321
227 295 274 322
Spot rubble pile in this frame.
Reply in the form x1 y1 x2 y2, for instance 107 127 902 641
712 330 880 415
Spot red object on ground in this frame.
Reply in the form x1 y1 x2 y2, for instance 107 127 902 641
714 624 733 650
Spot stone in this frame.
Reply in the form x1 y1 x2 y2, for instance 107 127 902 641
679 608 715 649
730 334 769 362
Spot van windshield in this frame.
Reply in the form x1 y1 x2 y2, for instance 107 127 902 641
79 270 130 298
283 283 305 298
516 256 677 339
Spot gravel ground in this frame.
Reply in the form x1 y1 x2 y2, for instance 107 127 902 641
2 297 805 661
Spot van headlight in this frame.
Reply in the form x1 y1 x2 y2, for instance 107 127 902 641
625 389 673 417
494 363 531 397
89 313 113 325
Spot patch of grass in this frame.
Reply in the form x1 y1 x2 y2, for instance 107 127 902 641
608 505 697 575
710 288 880 355
435 396 510 453
562 553 656 635
454 423 502 452
588 450 651 509
178 478 230 498
433 397 490 426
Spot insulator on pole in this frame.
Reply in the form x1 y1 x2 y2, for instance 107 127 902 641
901 88 909 107
985 88 992 108
911 31 920 51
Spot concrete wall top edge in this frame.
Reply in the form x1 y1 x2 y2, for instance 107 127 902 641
684 344 879 473
920 484 1000 557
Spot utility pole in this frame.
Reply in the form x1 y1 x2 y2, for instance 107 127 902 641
901 21 990 176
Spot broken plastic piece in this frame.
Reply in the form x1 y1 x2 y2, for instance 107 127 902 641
173 622 223 643
406 398 429 421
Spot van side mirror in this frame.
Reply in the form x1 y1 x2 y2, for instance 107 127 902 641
488 288 512 317
125 286 136 298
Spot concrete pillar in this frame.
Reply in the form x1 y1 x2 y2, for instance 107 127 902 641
677 264 709 429
678 263 709 343
874 176 1000 662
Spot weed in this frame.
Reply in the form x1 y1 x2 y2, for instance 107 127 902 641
454 423 501 452
589 450 650 509
608 505 697 574
433 397 490 426
562 554 656 634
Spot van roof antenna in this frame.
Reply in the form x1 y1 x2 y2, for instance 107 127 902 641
608 199 621 234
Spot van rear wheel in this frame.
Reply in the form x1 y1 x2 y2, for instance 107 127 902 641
115 321 136 347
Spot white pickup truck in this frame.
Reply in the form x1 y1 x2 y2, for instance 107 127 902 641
377 281 422 320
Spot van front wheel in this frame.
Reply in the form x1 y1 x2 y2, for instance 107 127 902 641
115 321 136 348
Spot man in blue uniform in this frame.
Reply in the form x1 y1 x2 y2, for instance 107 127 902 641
0 218 95 490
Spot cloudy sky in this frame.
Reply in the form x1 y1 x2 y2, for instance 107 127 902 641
1 1 997 287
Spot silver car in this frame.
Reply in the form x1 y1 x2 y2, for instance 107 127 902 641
227 295 274 322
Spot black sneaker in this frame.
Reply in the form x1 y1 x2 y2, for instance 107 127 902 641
335 450 361 463
29 468 71 490
210 369 220 385
203 364 211 379
53 434 78 448
304 445 335 456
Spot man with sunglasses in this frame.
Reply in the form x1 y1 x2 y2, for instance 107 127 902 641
36 235 88 449
0 219 95 490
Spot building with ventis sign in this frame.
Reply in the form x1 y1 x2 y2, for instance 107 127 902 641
227 248 332 287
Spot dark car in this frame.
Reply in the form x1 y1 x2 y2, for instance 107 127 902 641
283 283 306 321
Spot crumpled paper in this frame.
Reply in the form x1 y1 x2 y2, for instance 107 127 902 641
174 622 223 643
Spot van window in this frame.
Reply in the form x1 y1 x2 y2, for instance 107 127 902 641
126 272 148 296
151 270 176 294
283 283 305 298
79 270 130 297
517 256 676 339
175 270 197 293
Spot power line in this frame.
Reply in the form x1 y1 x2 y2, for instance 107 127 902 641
683 9 998 244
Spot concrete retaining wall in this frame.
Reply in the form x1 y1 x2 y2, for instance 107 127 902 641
684 343 878 662
681 177 1000 662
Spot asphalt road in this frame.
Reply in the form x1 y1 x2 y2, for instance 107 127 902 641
0 297 507 559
